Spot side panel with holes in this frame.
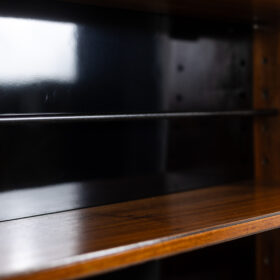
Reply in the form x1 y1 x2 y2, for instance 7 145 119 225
254 24 280 280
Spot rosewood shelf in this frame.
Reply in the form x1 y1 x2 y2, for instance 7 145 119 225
1 181 280 280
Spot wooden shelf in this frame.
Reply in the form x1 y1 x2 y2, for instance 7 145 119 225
2 181 280 280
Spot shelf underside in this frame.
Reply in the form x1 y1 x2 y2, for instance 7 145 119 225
61 0 280 21
2 181 280 280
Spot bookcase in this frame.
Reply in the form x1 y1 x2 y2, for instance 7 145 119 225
1 0 280 279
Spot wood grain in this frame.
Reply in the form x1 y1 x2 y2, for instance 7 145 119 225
1 181 280 280
253 24 280 184
253 23 280 280
256 229 280 280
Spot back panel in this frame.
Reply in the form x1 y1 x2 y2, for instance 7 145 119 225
0 0 252 221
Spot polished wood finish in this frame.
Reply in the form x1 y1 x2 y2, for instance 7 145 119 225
2 181 280 280
0 2 279 280
253 23 280 280
256 229 280 280
253 24 280 184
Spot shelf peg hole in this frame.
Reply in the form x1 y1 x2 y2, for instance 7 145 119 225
263 57 268 64
240 59 246 67
176 94 183 103
264 257 270 265
262 157 269 166
177 64 184 72
262 89 269 100
262 123 268 133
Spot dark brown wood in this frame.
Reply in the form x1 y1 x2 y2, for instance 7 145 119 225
256 229 280 280
2 181 280 280
253 24 280 184
253 23 280 280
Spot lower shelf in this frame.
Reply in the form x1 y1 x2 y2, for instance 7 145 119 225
2 181 280 280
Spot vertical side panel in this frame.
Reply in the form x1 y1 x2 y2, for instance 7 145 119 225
256 231 280 280
254 25 280 183
254 25 280 280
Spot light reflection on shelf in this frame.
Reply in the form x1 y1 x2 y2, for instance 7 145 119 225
0 17 77 85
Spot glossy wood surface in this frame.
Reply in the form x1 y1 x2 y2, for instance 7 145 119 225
253 24 280 184
253 23 280 280
256 229 280 280
2 181 280 280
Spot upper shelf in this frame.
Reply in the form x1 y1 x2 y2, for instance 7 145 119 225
0 109 275 125
2 181 280 280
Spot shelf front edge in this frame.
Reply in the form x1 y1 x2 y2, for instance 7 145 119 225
3 211 280 280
